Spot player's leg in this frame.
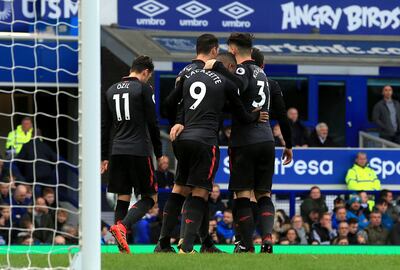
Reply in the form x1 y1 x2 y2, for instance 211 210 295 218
157 183 191 251
157 140 192 251
180 143 219 253
229 146 256 252
254 141 275 253
180 187 209 253
107 155 133 223
107 155 135 253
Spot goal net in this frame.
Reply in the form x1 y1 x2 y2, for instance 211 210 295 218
0 0 100 269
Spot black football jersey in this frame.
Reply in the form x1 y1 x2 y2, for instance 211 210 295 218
163 60 205 125
178 69 259 145
101 77 162 159
230 60 274 147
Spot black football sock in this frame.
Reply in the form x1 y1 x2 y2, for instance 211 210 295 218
236 198 254 249
181 196 206 252
257 196 275 242
200 203 213 247
179 197 190 241
232 198 241 242
159 193 186 248
122 197 155 229
251 201 259 231
115 199 130 224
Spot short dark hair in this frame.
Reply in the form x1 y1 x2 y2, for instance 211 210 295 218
216 52 237 66
130 55 154 73
376 199 387 206
348 218 358 225
224 209 233 214
196 34 218 55
370 210 381 216
380 189 392 199
251 47 264 67
227 33 253 53
21 117 32 123
335 206 346 213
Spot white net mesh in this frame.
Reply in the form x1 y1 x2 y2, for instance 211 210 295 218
0 0 80 268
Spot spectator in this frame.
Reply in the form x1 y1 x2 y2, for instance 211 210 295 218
271 231 280 244
274 209 291 233
311 213 336 245
308 122 336 147
372 85 400 143
345 152 381 191
346 196 369 230
332 221 349 243
208 219 219 244
42 187 56 218
16 129 57 189
133 204 160 244
333 197 346 209
389 217 400 245
374 199 393 230
362 211 389 245
5 117 33 157
347 218 359 244
287 107 309 147
216 209 235 244
209 184 226 217
332 236 349 245
101 222 115 245
0 154 3 180
154 156 174 189
0 204 11 244
291 215 309 244
380 189 399 222
218 126 231 146
54 235 66 245
331 206 347 230
12 185 32 227
0 181 12 205
279 237 290 245
358 191 374 219
62 224 79 245
56 209 69 231
273 124 285 147
285 228 300 245
300 186 328 226
21 197 54 243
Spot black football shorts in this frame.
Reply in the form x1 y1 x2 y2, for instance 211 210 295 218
107 155 157 195
229 141 275 192
174 140 219 191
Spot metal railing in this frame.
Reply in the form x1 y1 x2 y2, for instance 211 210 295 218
359 131 400 148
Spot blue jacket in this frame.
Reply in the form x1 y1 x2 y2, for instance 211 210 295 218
134 215 158 244
216 221 234 243
381 213 393 231
347 210 369 230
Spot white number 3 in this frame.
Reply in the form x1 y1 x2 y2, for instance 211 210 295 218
189 81 206 110
252 80 266 108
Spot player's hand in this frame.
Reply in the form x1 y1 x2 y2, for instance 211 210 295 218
282 148 293 165
204 59 217 70
101 160 109 174
170 124 184 142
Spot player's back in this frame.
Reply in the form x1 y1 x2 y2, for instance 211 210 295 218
105 77 152 156
178 69 227 146
231 61 273 147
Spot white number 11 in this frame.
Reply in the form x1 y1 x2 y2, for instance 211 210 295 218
113 93 131 121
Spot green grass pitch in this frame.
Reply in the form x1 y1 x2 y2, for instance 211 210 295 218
1 246 399 269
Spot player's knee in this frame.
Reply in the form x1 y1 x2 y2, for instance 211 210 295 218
235 190 252 199
191 187 209 200
172 184 191 197
117 194 131 202
254 191 271 201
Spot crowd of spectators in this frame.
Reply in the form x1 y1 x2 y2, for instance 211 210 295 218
0 117 78 245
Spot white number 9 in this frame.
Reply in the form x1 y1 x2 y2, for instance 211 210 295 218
189 81 206 110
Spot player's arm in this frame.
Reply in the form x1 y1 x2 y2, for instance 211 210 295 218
143 84 163 159
162 74 185 125
269 80 293 165
101 90 111 173
224 80 267 124
209 61 246 92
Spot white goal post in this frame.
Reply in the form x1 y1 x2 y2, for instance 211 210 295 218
78 0 101 269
